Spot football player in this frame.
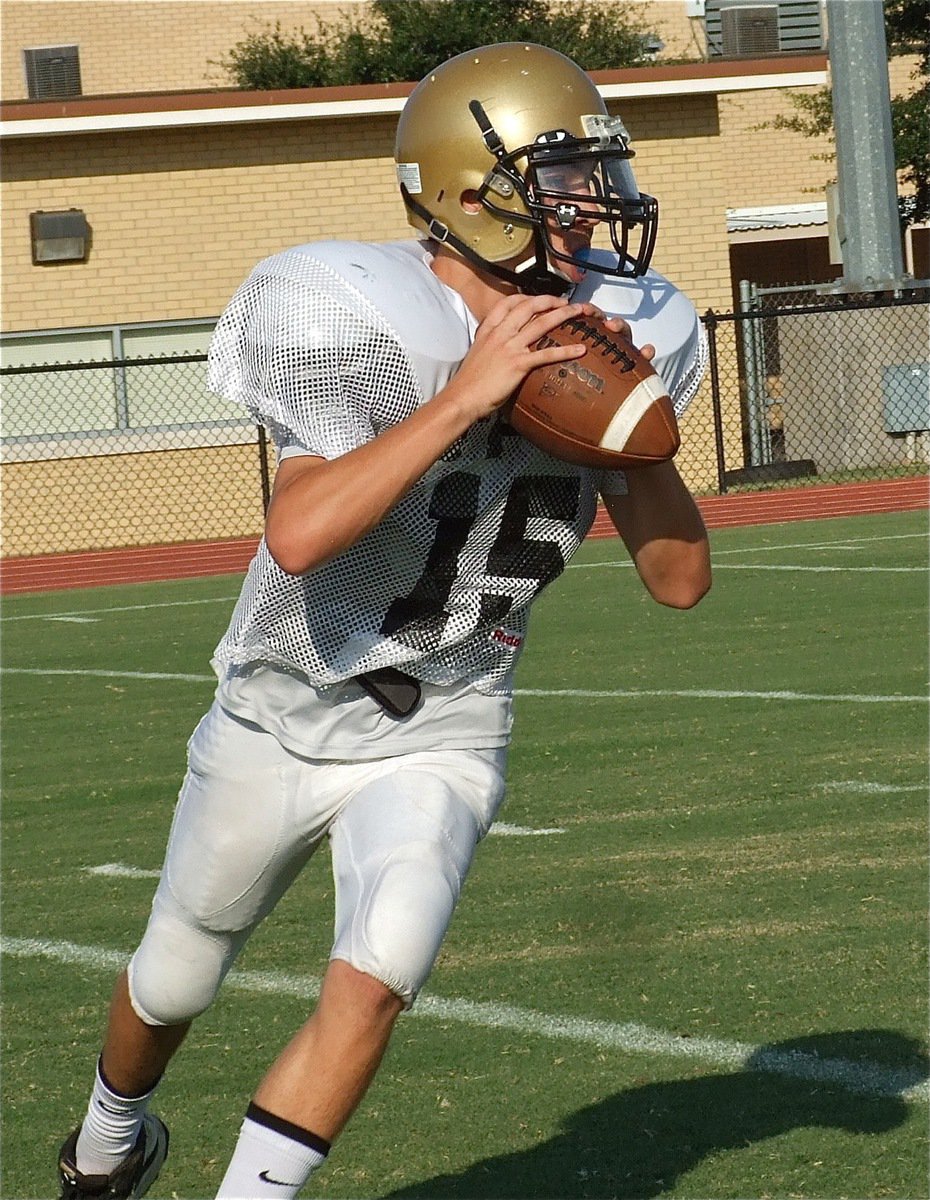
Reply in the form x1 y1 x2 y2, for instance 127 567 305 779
57 42 710 1200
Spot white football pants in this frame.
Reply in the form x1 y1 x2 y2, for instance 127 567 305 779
128 701 507 1024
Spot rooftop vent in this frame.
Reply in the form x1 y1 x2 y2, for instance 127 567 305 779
722 5 779 55
705 0 824 57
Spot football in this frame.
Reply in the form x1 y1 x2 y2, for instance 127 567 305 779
509 315 680 469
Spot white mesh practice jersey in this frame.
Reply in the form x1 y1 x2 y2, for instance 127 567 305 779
208 240 704 696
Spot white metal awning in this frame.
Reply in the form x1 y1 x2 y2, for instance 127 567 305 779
727 202 829 243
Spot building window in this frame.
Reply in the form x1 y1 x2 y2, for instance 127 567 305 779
23 45 82 99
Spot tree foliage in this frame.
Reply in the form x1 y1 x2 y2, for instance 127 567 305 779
220 0 657 90
762 0 929 223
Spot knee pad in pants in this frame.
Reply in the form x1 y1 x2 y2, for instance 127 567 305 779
329 756 504 1007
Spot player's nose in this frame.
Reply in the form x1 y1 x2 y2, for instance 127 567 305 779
573 203 599 230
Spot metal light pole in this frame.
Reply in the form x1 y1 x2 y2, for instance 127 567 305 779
825 0 907 291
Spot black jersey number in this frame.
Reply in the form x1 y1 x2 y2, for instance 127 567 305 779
379 471 580 653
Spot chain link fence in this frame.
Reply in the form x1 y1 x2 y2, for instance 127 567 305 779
704 285 930 492
1 287 927 559
1 353 270 557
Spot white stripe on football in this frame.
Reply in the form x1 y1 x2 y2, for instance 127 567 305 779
599 375 670 453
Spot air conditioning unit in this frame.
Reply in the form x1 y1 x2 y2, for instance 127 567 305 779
705 0 823 58
23 45 82 99
721 5 780 55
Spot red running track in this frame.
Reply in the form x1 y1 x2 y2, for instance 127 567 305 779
2 477 926 596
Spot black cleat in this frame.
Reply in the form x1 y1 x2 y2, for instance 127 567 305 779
58 1114 169 1199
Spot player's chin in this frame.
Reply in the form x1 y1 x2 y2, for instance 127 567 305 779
552 254 588 285
558 242 593 283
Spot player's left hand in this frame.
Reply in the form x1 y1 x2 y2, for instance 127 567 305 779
577 303 656 362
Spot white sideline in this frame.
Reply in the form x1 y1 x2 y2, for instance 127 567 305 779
2 668 927 704
700 564 922 573
1 935 926 1104
568 531 928 570
516 687 929 704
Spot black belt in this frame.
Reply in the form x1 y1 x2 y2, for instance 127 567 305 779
354 667 422 717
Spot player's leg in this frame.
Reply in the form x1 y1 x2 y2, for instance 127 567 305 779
101 970 191 1094
59 703 336 1198
215 960 402 1197
252 960 403 1137
216 747 507 1198
58 970 190 1198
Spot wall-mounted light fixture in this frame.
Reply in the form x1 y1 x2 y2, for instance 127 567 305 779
30 209 90 264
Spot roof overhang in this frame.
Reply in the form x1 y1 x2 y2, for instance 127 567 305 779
0 54 827 139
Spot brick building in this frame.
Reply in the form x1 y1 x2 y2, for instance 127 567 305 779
0 1 919 555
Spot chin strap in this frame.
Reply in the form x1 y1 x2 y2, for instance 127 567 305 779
400 184 569 297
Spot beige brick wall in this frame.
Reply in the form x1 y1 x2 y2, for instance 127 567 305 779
615 95 732 311
1 114 409 330
1 0 372 98
718 86 834 209
1 444 266 554
2 0 700 99
719 57 921 211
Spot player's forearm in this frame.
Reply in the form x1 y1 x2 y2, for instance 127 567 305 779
265 293 607 576
264 383 485 576
602 462 711 608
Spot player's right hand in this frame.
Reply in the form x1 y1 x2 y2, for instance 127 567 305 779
444 293 595 425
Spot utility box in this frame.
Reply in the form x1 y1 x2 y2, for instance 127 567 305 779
882 364 930 434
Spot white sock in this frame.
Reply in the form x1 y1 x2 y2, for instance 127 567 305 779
216 1103 330 1199
75 1058 156 1176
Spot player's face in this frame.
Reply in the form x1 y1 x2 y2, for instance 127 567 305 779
532 163 600 284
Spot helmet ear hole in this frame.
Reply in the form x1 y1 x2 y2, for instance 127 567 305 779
460 190 482 214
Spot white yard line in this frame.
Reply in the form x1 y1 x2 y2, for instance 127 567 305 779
515 687 928 704
820 781 928 795
2 935 925 1104
491 823 565 836
81 824 564 883
0 596 237 623
3 668 926 704
84 863 163 879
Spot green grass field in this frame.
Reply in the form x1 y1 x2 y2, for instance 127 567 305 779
2 509 928 1200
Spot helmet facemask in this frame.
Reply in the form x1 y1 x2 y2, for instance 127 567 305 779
471 108 659 291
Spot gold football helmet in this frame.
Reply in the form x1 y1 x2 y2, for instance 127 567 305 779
394 42 658 294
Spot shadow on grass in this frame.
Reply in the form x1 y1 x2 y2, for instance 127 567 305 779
384 1030 927 1199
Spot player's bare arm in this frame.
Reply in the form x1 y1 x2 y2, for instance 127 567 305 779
265 294 598 576
601 462 711 609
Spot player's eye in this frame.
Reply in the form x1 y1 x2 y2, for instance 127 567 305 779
535 164 595 196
